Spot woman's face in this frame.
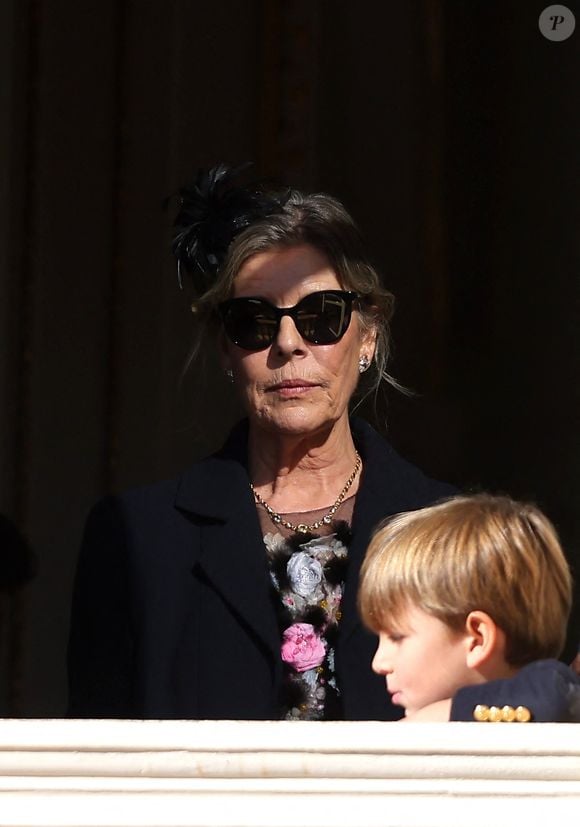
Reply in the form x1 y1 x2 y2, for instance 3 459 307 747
222 244 376 440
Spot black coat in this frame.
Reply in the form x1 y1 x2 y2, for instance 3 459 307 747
67 418 454 719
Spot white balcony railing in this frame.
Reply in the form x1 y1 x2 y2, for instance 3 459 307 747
0 719 578 826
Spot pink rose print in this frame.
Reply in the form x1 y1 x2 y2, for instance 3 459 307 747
281 622 326 672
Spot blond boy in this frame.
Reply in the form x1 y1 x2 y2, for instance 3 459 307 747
358 494 580 722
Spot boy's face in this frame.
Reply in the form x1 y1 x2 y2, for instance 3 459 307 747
371 604 474 716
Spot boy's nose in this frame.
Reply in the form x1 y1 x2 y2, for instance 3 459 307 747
371 636 393 675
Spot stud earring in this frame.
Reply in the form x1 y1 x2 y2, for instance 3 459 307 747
358 355 371 374
225 369 234 383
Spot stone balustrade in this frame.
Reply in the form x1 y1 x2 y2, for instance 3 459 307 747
0 719 578 826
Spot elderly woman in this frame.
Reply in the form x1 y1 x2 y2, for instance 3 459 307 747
67 165 453 720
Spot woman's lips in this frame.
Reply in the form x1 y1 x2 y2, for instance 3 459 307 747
268 380 319 397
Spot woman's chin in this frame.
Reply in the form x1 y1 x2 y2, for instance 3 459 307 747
250 407 341 439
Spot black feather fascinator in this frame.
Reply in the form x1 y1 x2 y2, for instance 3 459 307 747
171 163 287 294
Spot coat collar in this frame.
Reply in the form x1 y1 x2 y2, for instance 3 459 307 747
174 419 251 520
340 418 455 642
340 418 410 642
174 420 281 659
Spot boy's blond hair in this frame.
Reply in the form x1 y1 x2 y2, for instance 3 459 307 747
358 494 572 666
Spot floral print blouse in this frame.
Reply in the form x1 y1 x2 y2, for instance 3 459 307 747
257 497 355 720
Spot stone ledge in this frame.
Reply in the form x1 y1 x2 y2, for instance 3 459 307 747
0 719 578 826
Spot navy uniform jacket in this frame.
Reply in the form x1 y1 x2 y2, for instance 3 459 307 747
451 659 580 722
67 418 454 720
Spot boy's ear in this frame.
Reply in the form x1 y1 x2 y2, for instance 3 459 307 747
464 610 505 669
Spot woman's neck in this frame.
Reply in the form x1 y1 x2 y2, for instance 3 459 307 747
248 416 361 513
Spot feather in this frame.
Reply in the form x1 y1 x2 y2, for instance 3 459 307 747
170 162 287 293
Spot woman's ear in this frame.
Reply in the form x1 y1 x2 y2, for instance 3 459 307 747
359 321 378 364
464 610 504 670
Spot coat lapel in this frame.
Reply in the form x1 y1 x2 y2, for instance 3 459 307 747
174 449 281 660
340 428 399 643
340 418 449 644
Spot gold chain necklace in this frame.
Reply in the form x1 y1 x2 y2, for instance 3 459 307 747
250 452 362 534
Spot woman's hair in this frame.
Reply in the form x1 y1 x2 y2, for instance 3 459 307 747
358 494 572 667
172 167 395 395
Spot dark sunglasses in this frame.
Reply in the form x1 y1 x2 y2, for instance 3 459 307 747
219 290 361 351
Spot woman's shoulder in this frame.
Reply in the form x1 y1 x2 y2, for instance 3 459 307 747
86 438 251 532
79 466 211 566
88 476 182 522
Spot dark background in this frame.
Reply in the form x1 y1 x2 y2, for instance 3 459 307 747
0 0 578 715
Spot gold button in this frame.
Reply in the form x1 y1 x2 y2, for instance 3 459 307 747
488 705 503 722
501 705 516 722
473 704 489 721
515 705 532 722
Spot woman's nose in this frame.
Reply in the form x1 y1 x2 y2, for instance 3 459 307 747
274 314 306 355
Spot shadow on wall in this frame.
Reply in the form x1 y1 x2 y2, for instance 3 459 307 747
0 515 36 592
0 515 36 715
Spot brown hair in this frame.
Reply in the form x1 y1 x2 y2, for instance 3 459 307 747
188 189 396 395
358 494 572 666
